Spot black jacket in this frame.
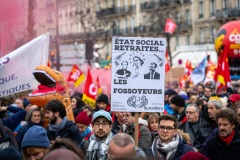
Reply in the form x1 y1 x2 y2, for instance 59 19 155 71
46 120 82 145
206 129 240 160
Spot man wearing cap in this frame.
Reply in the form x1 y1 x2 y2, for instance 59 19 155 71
170 95 187 130
229 94 240 110
80 110 115 160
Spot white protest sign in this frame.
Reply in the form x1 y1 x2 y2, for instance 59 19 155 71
0 33 50 97
111 37 166 112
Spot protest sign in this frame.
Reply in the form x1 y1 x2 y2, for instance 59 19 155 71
111 37 166 112
0 33 49 97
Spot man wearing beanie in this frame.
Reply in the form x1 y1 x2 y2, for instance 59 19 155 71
21 125 50 160
170 95 187 130
75 111 92 139
80 110 115 160
95 93 109 111
45 99 82 145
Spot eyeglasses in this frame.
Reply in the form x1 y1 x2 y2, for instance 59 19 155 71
122 114 132 118
158 126 175 132
93 122 109 128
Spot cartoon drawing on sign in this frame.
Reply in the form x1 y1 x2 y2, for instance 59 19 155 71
114 52 126 66
115 61 131 79
144 62 160 80
127 95 148 108
131 56 144 79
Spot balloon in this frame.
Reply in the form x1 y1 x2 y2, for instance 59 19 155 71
214 21 240 57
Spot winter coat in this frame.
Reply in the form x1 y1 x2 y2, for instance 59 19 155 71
206 129 240 160
46 120 82 145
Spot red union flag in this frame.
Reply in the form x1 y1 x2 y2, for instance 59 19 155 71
165 18 177 34
165 50 170 72
82 70 98 108
67 65 85 88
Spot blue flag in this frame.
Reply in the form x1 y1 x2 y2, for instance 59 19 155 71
190 57 207 85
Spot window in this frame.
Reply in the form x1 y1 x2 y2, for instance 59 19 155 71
200 28 205 43
186 9 190 25
199 1 204 18
124 18 128 34
210 0 215 16
186 35 190 45
131 17 135 33
237 0 240 8
211 26 216 42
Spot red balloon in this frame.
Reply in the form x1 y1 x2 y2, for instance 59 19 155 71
215 21 240 57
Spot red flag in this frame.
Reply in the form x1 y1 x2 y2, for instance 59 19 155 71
165 50 170 72
82 70 97 108
204 60 215 83
214 51 231 92
165 18 177 34
67 65 85 88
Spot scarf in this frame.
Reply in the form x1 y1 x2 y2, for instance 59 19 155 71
81 127 91 139
219 130 235 145
48 116 68 133
152 134 181 160
85 131 114 160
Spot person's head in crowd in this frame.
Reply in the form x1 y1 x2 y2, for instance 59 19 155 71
108 133 136 160
96 94 109 111
229 94 240 110
75 111 91 138
26 108 43 125
23 98 32 113
31 104 39 110
114 112 124 126
170 95 186 114
43 148 82 160
14 98 24 109
235 106 240 122
21 126 50 160
215 108 239 138
196 98 205 110
123 112 135 127
82 105 93 116
45 99 66 125
227 87 233 96
70 96 85 109
71 91 83 99
147 113 159 132
197 84 205 96
167 89 178 102
204 86 213 99
207 97 223 120
158 114 178 143
164 91 169 105
92 110 112 139
189 95 198 104
47 138 84 160
180 151 209 160
185 104 200 124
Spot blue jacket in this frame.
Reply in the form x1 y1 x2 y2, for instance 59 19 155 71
2 106 26 131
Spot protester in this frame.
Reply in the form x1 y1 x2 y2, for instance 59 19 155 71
80 110 115 160
183 103 203 149
43 148 82 160
47 138 84 159
145 114 194 159
14 98 24 109
112 111 124 133
108 133 146 160
94 93 110 112
16 108 44 149
147 113 159 144
21 125 50 160
170 95 187 130
121 112 151 151
228 93 240 110
75 111 92 139
164 89 178 114
0 147 22 160
70 96 85 118
44 99 82 145
205 109 240 160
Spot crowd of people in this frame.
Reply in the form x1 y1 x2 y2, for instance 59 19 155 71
0 83 240 160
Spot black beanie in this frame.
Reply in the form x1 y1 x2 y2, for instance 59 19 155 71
96 94 109 104
170 95 185 107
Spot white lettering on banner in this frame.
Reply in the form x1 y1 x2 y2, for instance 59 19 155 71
229 33 240 44
0 33 50 97
89 83 97 96
71 70 80 80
